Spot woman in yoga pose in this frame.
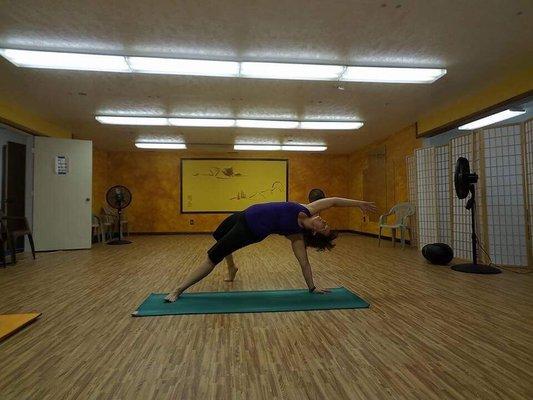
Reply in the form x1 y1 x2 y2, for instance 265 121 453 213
165 197 377 302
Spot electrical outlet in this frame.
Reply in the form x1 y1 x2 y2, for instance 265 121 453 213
189 219 195 225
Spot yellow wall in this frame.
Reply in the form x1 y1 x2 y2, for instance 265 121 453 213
92 127 420 235
348 124 421 236
0 100 72 139
92 148 110 214
97 151 350 232
417 68 532 136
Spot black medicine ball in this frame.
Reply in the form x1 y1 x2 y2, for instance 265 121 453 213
422 243 454 265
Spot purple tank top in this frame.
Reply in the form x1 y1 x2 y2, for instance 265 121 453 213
244 202 311 240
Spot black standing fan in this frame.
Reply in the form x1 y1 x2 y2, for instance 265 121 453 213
451 157 500 274
106 185 132 245
308 188 326 202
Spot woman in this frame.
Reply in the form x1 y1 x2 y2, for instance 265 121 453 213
165 197 377 302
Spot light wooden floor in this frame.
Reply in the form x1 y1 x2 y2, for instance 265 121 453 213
0 234 532 400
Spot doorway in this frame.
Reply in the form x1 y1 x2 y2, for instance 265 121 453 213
2 141 26 251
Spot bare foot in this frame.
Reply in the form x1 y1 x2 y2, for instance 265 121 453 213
224 266 239 282
164 290 181 303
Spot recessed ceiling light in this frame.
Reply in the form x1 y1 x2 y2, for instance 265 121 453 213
458 109 526 130
135 142 186 149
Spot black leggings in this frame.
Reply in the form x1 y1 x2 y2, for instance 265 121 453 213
207 212 260 265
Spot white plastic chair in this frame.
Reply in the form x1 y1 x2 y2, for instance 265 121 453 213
92 214 104 243
103 206 129 238
378 202 415 249
99 212 115 242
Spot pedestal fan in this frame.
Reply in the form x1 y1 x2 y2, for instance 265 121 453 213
106 185 132 245
451 157 500 274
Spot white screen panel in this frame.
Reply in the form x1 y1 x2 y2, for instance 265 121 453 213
450 134 474 260
474 130 490 264
435 145 452 245
526 120 533 263
407 155 418 247
483 124 528 266
415 148 437 249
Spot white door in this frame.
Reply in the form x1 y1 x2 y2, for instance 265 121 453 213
33 137 92 251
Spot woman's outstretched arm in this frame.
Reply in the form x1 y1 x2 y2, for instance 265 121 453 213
306 197 378 215
289 234 330 294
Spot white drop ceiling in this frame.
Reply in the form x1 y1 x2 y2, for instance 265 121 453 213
0 0 531 153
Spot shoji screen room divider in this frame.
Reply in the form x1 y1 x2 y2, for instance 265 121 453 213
525 120 533 263
410 120 532 268
482 125 528 266
450 134 476 261
414 147 438 248
406 155 419 248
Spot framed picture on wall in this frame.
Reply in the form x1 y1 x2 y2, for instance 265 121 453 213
180 158 288 213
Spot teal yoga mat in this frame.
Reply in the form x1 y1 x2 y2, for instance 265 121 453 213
132 287 369 316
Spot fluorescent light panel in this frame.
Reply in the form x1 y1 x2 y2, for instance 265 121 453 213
300 121 363 130
281 145 327 151
234 144 282 151
0 48 446 83
458 109 526 130
236 119 299 129
341 66 447 83
240 62 344 80
97 115 362 130
235 144 327 151
169 118 235 127
95 116 168 125
135 142 186 149
0 49 130 72
127 57 239 77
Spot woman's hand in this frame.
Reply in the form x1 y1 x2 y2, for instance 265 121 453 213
312 286 331 294
358 201 378 214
